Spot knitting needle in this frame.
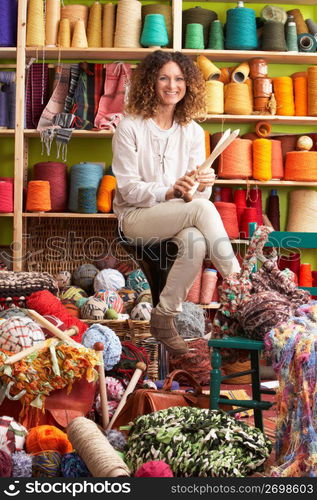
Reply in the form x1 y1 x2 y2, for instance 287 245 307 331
94 342 109 429
26 309 82 348
106 362 147 430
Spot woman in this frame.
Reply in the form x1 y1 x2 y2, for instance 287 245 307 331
112 51 240 356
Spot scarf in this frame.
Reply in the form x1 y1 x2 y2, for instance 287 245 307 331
25 63 49 129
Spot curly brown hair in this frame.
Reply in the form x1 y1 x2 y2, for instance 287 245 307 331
125 51 206 125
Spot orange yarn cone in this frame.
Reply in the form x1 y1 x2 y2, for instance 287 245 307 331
97 175 116 213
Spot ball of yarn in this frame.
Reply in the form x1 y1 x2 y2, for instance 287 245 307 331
130 302 152 321
0 416 28 454
135 460 174 477
94 290 124 313
135 289 153 305
12 451 33 477
297 135 313 151
59 285 88 302
95 397 119 419
105 430 127 452
82 324 122 371
143 379 158 390
61 299 80 318
0 317 45 353
105 376 125 401
117 288 138 313
55 270 72 290
126 269 149 293
0 449 12 477
174 302 206 338
80 296 108 320
106 308 119 319
76 297 88 309
72 264 99 292
26 425 73 455
94 269 125 293
61 451 90 477
32 451 62 478
0 307 27 320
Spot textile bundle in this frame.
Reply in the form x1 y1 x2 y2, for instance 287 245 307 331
0 272 58 311
0 71 16 129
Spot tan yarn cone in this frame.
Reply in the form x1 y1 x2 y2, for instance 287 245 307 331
102 3 116 47
26 0 45 47
71 20 88 48
58 18 71 48
87 2 102 47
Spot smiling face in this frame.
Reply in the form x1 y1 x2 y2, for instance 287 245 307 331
155 61 186 109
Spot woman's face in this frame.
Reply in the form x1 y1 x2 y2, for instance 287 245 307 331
155 61 186 108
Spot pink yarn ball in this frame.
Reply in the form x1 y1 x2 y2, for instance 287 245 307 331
135 460 174 477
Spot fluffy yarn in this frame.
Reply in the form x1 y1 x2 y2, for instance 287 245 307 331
174 302 205 338
0 449 12 477
32 451 62 477
105 430 127 452
12 451 33 477
72 264 99 292
94 269 125 293
126 269 150 293
105 376 125 401
61 299 80 318
94 290 124 313
0 317 45 352
61 451 91 477
59 286 87 302
80 296 108 320
0 416 28 454
130 302 152 321
26 425 73 455
135 460 174 477
55 270 71 290
82 324 122 371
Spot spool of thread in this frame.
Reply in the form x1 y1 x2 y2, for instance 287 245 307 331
33 162 68 212
220 187 233 203
26 181 51 212
97 175 116 213
298 33 317 52
58 18 71 48
141 14 168 48
114 0 142 49
286 21 298 51
45 0 60 47
196 55 220 81
253 78 272 98
200 269 218 305
252 139 272 181
284 152 317 181
219 67 233 84
206 81 224 114
102 3 116 47
249 58 268 79
185 23 204 50
308 67 317 116
234 188 247 231
204 130 211 158
225 5 258 50
142 4 172 48
261 5 287 24
224 83 253 115
0 0 17 47
78 187 97 214
273 77 295 116
261 21 287 51
218 138 252 179
26 0 45 46
0 181 13 212
240 207 258 238
68 163 104 212
61 4 89 36
186 267 203 304
255 121 271 138
182 7 217 48
214 202 239 239
292 74 308 116
208 20 223 50
306 19 317 37
247 187 263 227
87 2 102 48
253 97 269 113
299 263 313 287
231 62 250 83
271 140 284 179
71 20 88 48
287 9 308 34
266 189 280 231
287 190 317 232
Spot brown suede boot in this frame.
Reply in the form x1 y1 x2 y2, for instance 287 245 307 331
150 308 189 356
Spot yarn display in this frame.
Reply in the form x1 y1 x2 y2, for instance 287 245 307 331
117 288 138 313
32 451 62 478
26 425 73 455
126 269 150 293
126 407 272 477
130 302 152 321
0 317 45 353
59 286 88 303
174 302 205 338
11 451 33 477
135 460 174 477
94 290 124 313
0 449 12 477
94 269 125 293
72 264 99 292
81 324 122 371
55 270 71 290
0 416 28 454
61 452 91 477
80 296 108 320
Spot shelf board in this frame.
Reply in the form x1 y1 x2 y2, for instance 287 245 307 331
0 129 15 137
23 212 117 218
24 129 113 138
187 0 317 4
205 115 317 125
25 47 172 61
215 179 317 187
0 213 13 217
182 49 317 65
0 48 16 59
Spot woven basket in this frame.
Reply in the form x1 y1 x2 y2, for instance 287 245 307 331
83 319 159 380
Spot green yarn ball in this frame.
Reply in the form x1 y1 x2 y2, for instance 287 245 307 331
106 308 119 320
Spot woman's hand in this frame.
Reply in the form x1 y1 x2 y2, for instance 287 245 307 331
196 168 216 191
165 170 196 200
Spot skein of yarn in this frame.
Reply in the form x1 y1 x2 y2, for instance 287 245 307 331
287 190 317 232
67 417 130 477
114 0 142 48
102 2 116 47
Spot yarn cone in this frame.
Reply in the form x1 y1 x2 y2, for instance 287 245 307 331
58 18 71 48
87 2 102 48
71 20 88 48
26 0 45 47
102 3 116 47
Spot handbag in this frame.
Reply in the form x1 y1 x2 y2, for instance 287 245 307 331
112 369 231 429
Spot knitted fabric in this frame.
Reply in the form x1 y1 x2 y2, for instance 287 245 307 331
169 338 211 386
81 324 122 371
25 63 49 129
0 416 28 454
0 449 12 477
105 341 149 387
0 316 45 353
26 425 73 455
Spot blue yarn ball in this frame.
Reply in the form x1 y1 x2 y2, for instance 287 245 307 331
61 452 91 478
126 269 150 293
82 324 122 371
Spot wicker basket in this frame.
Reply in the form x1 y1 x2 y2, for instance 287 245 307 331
83 319 159 380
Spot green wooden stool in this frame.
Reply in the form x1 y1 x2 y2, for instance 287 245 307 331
208 337 274 431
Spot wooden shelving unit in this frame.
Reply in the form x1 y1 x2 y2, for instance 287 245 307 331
215 179 317 186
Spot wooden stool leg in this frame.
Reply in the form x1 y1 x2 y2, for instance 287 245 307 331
250 350 263 431
210 347 222 410
159 343 169 380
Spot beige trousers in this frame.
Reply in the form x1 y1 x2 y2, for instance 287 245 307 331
122 198 241 315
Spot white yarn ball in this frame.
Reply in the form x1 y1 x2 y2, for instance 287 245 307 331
94 269 125 293
130 302 152 321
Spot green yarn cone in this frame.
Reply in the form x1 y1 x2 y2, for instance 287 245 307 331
208 20 224 50
185 23 204 49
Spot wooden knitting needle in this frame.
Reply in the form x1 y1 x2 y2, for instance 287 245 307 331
94 342 109 429
106 362 147 430
26 309 82 348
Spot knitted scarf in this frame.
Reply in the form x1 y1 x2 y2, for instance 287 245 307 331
25 63 49 129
